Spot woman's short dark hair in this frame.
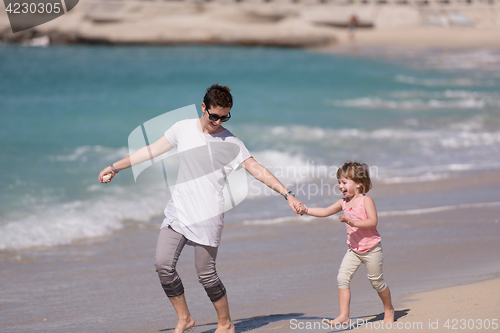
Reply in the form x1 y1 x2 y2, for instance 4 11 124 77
203 84 233 110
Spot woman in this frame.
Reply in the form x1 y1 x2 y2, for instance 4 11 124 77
98 84 303 333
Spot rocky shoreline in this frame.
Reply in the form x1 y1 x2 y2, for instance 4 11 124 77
1 0 500 49
1 1 340 47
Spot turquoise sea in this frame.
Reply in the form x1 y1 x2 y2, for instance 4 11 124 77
1 45 500 251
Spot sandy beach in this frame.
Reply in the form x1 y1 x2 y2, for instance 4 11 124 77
387 277 500 332
1 169 500 332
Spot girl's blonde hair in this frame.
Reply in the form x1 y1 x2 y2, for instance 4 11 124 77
336 161 372 194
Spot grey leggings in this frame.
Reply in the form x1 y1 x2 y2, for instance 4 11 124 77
154 226 226 303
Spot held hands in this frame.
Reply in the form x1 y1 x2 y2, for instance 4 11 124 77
286 195 306 215
286 196 308 215
295 202 308 215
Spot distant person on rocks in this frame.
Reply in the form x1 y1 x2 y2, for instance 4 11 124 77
348 14 359 41
98 84 304 333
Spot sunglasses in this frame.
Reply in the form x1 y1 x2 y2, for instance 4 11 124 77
206 108 231 123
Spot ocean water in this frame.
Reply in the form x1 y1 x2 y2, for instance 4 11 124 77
1 45 499 251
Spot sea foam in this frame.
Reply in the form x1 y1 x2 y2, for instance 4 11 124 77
0 187 168 251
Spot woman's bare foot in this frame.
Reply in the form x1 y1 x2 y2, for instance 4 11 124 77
323 314 350 327
384 306 395 323
174 316 195 333
215 322 235 333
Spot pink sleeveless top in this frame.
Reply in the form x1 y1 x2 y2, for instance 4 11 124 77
342 195 381 253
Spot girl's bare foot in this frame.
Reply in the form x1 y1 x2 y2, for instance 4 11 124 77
215 322 234 333
323 314 350 327
174 316 195 333
384 306 395 323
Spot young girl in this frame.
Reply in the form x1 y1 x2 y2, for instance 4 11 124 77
298 161 394 325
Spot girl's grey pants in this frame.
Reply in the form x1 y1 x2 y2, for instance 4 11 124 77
154 226 226 303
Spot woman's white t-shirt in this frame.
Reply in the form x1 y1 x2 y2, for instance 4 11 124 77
161 119 251 247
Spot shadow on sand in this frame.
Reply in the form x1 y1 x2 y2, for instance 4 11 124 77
161 309 410 332
161 313 319 332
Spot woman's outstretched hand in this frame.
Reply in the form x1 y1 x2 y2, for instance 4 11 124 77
98 166 116 183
